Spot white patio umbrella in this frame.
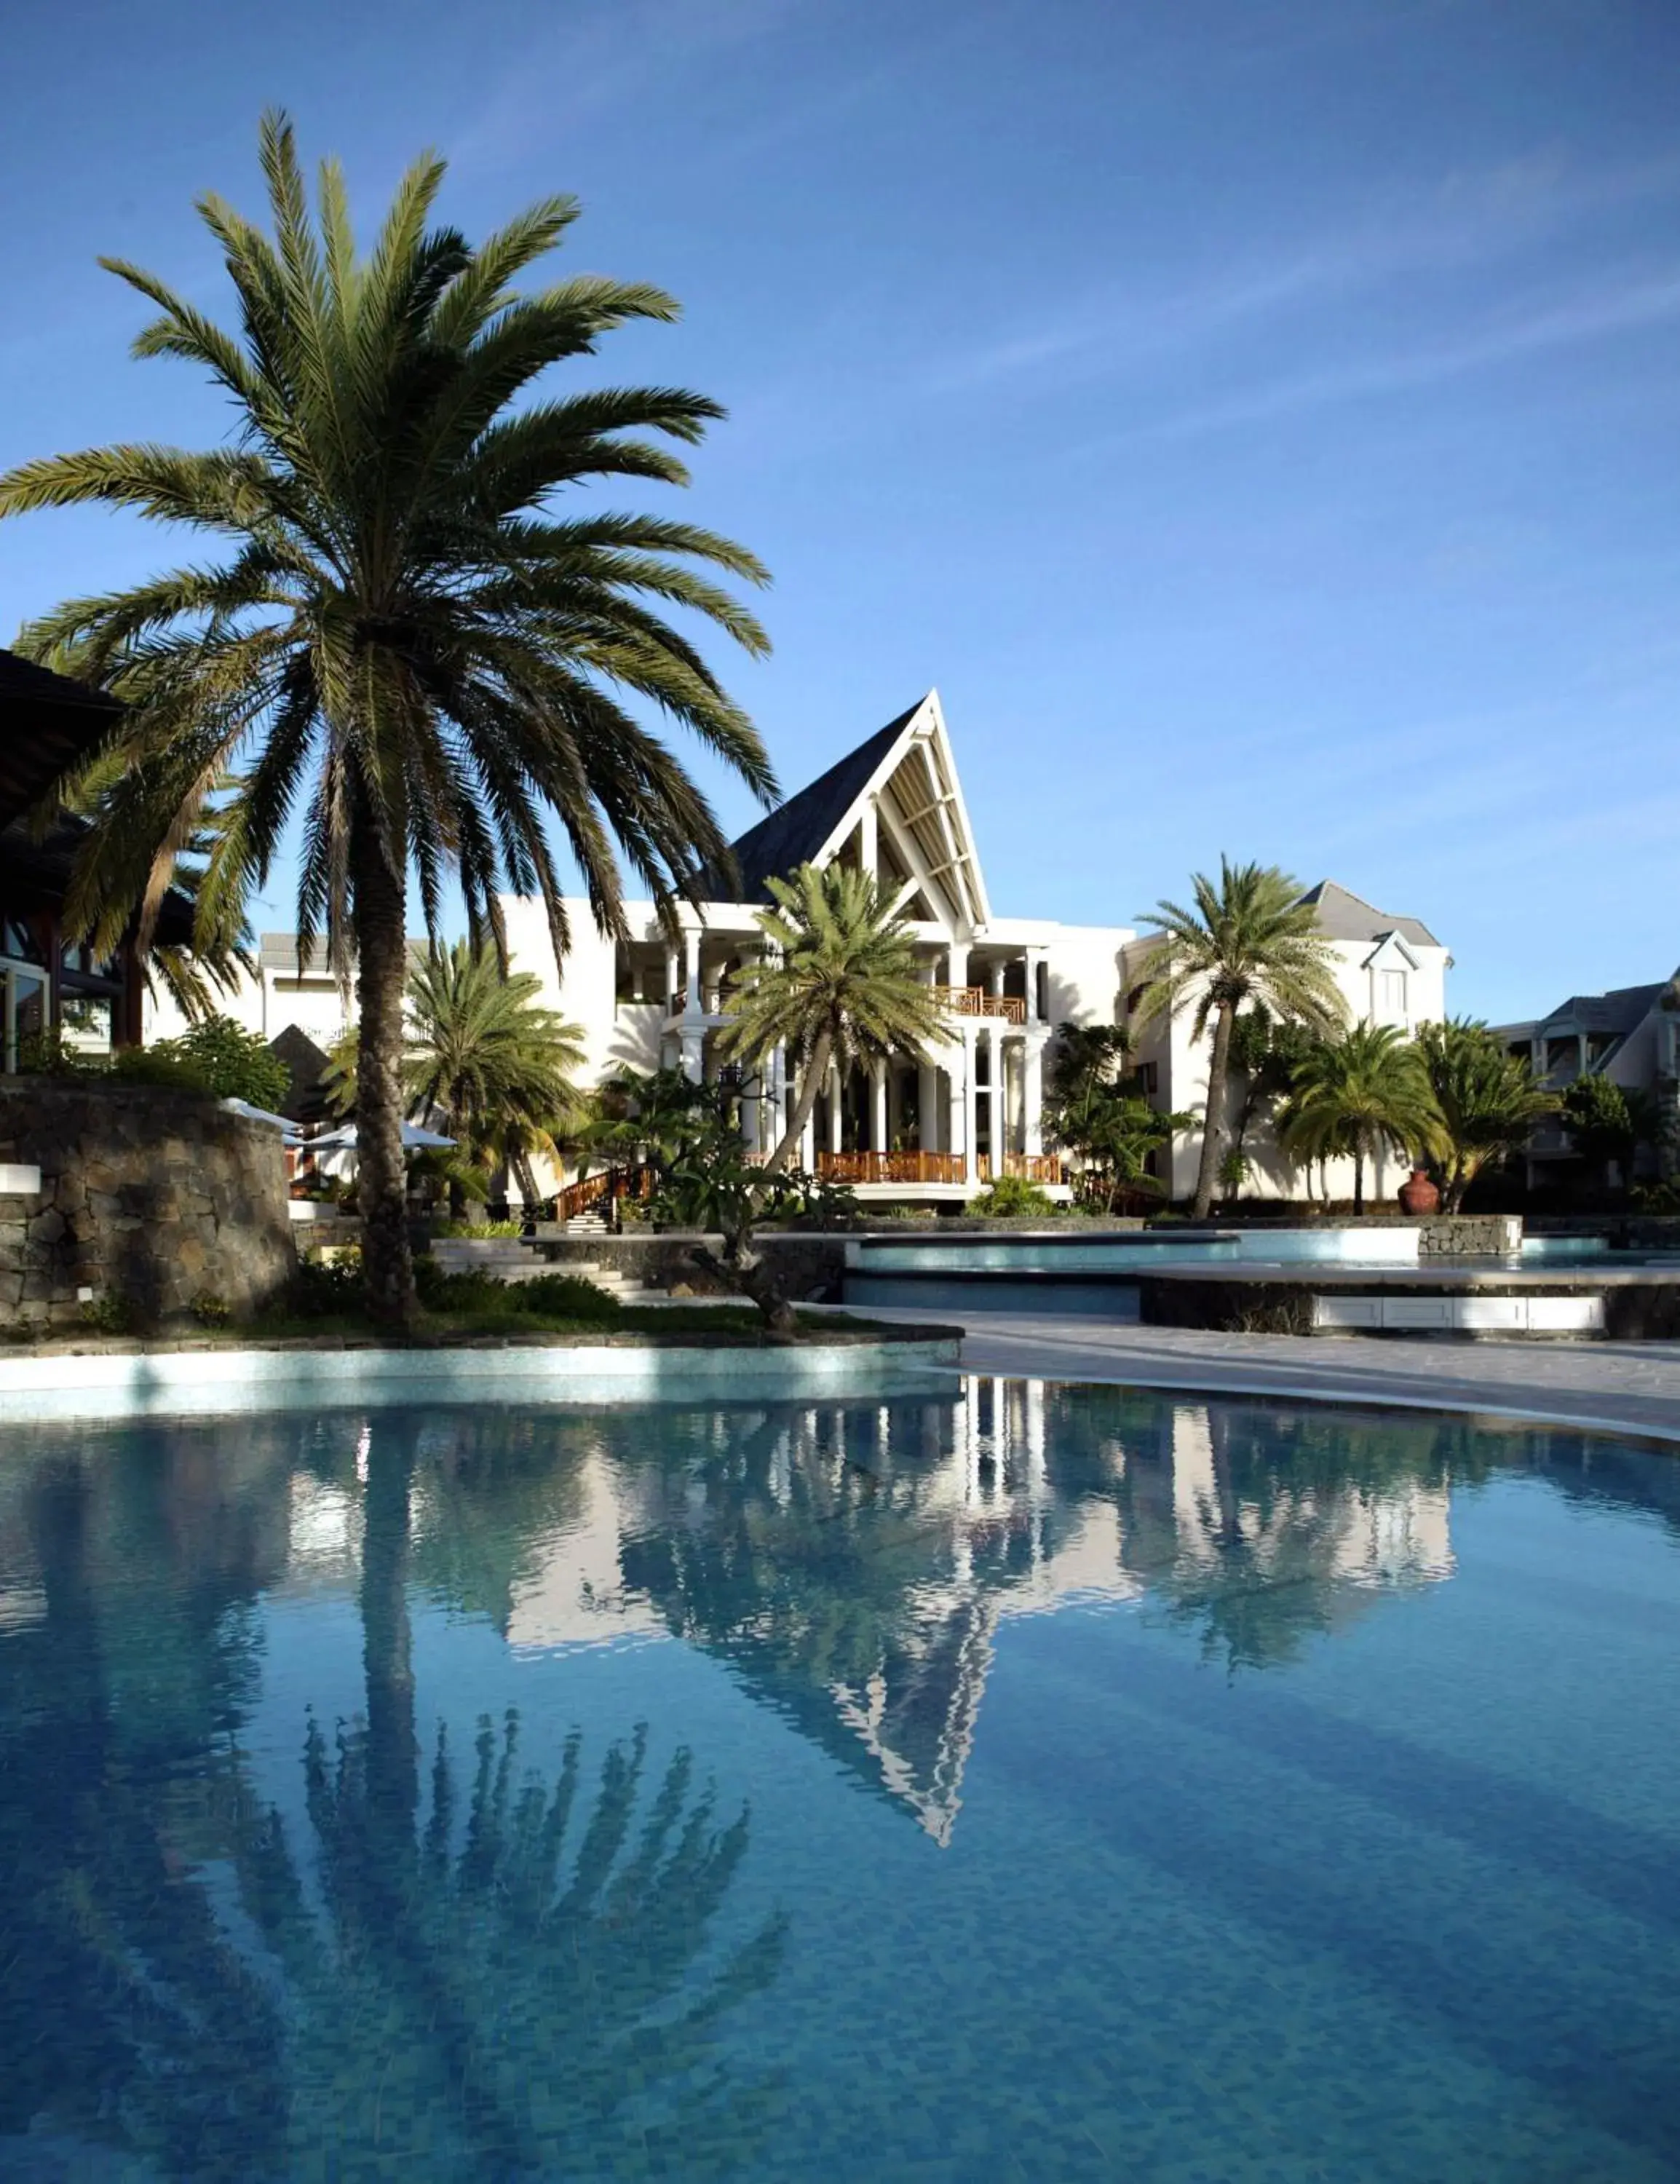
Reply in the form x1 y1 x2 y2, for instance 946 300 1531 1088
307 1120 458 1150
221 1096 304 1144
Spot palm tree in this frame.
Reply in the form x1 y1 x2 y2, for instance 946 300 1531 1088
1136 861 1346 1219
1416 1018 1558 1211
1281 1021 1446 1214
720 862 951 1174
405 942 585 1211
0 112 774 1325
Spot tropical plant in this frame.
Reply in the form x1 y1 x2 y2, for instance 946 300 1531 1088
1041 1020 1192 1211
972 1171 1055 1218
1561 1073 1666 1197
159 1013 292 1108
0 112 774 1326
1280 1021 1446 1215
1225 1007 1326 1187
1416 1018 1559 1211
404 943 585 1212
714 863 951 1328
1136 861 1346 1218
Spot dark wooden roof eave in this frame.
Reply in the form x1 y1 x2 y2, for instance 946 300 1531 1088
0 649 123 833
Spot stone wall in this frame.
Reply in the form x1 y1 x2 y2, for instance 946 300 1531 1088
534 1230 849 1302
0 1081 296 1329
1416 1215 1523 1258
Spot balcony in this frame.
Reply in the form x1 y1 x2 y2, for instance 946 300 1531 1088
932 985 1027 1025
976 1153 1067 1185
817 1151 968 1185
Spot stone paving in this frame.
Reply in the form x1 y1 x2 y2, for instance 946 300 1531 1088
868 1307 1680 1442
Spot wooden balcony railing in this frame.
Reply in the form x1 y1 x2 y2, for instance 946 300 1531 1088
552 1165 654 1222
976 1153 1067 1185
817 1151 967 1185
931 985 1028 1026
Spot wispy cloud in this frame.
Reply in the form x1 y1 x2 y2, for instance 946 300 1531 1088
1113 266 1680 443
926 149 1680 398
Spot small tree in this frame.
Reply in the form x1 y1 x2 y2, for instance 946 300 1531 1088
158 1013 290 1109
1136 861 1346 1218
715 864 951 1331
1280 1021 1446 1215
1417 1018 1558 1211
1560 1074 1664 1198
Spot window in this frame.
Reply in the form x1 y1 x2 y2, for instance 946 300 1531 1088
1380 969 1408 1019
0 962 49 1073
1137 1061 1159 1096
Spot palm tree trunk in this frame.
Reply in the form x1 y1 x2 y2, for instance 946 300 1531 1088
352 820 415 1326
761 1028 833 1180
1353 1143 1366 1217
1192 1005 1234 1220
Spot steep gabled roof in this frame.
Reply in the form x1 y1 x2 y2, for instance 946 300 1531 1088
0 649 121 831
704 703 922 903
1297 879 1439 949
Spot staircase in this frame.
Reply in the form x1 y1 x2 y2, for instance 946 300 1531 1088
427 1235 725 1307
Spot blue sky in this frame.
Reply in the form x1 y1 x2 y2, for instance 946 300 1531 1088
1 0 1676 1021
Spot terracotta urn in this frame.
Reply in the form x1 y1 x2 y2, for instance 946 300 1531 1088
1397 1166 1440 1216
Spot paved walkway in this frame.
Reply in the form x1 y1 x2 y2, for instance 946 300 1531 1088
863 1307 1680 1441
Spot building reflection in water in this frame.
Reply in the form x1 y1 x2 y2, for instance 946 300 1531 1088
463 1380 1460 1845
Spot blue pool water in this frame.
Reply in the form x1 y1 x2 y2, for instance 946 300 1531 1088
3 1385 1679 2180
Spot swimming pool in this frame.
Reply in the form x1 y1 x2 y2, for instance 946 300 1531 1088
2 1385 1678 2179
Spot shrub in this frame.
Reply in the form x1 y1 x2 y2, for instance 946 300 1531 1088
511 1272 624 1322
190 1291 233 1328
78 1292 135 1334
972 1173 1055 1218
160 1015 292 1108
288 1254 363 1315
435 1219 523 1238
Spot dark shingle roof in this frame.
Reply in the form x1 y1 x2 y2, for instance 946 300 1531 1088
1539 983 1665 1038
0 649 121 831
1296 879 1439 949
702 701 922 903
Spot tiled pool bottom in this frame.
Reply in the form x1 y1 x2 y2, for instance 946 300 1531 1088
3 1387 1679 2182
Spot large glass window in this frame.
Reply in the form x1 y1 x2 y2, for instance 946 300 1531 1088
1 961 49 1072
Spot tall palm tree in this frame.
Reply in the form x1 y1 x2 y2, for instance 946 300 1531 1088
0 112 774 1324
720 862 951 1176
405 942 585 1211
1136 860 1346 1219
1281 1020 1446 1214
1416 1018 1558 1212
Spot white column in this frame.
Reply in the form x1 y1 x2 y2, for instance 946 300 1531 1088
946 941 969 993
799 1107 816 1171
684 936 702 1018
919 1060 939 1152
828 1062 844 1155
665 945 680 1013
987 1021 1003 1163
680 1030 704 1084
989 960 1006 999
1023 1041 1043 1156
1025 946 1045 1022
961 1032 978 1176
860 795 879 887
872 1063 888 1153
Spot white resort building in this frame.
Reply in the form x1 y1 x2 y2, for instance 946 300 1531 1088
148 690 1454 1208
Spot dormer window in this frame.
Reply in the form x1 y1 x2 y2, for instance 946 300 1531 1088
1380 969 1408 1019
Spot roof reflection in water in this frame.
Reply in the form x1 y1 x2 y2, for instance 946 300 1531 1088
475 1380 1459 1845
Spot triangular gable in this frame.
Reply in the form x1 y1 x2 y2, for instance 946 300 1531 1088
708 690 991 931
1360 931 1422 974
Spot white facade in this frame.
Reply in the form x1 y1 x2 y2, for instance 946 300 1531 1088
1122 881 1452 1206
143 692 1451 1208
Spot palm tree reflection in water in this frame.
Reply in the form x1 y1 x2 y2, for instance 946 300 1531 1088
237 1413 788 2181
0 1415 785 2182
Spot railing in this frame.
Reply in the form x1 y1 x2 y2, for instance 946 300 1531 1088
552 1165 654 1222
931 985 1028 1026
817 1151 968 1185
976 1153 1067 1185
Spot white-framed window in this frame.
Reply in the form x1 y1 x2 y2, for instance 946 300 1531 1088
1379 968 1408 1020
